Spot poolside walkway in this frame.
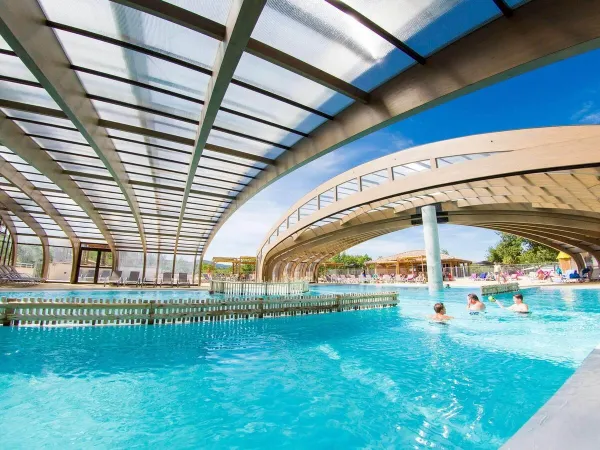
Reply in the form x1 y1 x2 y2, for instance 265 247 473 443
502 348 600 449
1 279 599 292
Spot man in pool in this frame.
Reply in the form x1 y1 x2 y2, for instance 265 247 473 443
466 293 485 312
497 293 529 313
430 303 453 322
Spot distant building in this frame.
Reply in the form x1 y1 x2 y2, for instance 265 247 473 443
365 250 471 279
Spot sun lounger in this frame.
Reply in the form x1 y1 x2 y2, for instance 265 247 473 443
98 269 111 284
142 276 157 286
79 268 95 282
177 272 191 287
105 270 123 286
0 265 44 285
161 272 173 287
124 271 141 286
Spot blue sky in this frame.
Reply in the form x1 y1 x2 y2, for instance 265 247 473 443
207 47 600 261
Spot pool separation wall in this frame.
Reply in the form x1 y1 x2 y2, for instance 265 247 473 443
210 280 309 296
0 292 397 327
481 283 520 296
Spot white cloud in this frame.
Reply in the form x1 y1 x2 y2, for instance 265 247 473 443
571 101 600 124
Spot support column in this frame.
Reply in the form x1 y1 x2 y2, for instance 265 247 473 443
422 205 443 293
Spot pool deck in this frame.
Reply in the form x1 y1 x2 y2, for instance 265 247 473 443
502 348 600 450
1 279 599 292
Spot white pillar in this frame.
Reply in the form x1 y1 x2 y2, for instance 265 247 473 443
422 205 443 293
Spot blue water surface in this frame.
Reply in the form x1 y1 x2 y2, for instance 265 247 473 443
0 285 599 449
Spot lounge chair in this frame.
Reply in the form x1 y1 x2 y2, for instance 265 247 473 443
0 265 35 285
161 272 173 287
142 276 157 287
406 274 415 282
6 266 44 284
124 271 141 286
79 268 95 283
98 269 111 284
105 270 123 286
177 272 191 287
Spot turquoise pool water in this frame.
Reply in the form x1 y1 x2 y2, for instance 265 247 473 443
1 285 599 448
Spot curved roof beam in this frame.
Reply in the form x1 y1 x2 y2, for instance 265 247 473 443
0 111 116 253
259 126 600 259
174 0 266 256
0 210 18 264
0 0 146 253
0 191 50 276
205 0 600 255
0 153 80 250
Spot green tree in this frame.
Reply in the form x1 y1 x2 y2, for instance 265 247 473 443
486 232 558 264
329 252 371 268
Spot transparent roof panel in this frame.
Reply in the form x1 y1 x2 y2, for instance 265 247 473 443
252 0 413 91
78 71 203 119
234 52 353 116
0 81 59 109
0 34 10 51
162 0 233 25
53 30 211 101
401 0 500 57
15 122 88 144
108 128 193 152
0 53 38 82
214 109 302 148
91 100 198 138
1 109 75 129
222 83 327 134
40 0 220 66
207 129 286 160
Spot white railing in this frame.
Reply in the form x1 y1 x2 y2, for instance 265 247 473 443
0 292 398 327
209 280 309 296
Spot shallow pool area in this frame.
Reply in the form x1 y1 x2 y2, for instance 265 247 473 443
1 285 599 448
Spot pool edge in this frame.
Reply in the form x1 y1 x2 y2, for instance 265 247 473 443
502 347 600 449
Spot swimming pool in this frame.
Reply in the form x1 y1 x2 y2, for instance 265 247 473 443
1 285 598 448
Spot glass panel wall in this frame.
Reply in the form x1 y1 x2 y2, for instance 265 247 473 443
78 249 98 282
158 253 175 284
117 251 143 282
16 244 44 278
145 253 159 283
174 254 195 284
98 251 113 283
48 246 73 282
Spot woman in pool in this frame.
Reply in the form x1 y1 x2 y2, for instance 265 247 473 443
430 303 453 322
496 293 529 313
466 293 486 313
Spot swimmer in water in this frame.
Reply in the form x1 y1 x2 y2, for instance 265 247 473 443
430 302 453 322
496 293 529 313
466 293 486 312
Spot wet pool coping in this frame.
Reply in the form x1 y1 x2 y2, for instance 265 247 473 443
502 348 600 449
